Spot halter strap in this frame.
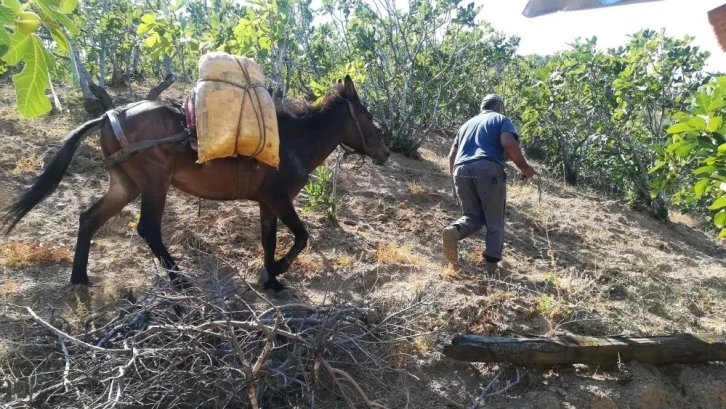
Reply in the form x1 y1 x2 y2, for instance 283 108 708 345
343 100 384 156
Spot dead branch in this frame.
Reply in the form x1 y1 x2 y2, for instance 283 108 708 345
1 274 435 408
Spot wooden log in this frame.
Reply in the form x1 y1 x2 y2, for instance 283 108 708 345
443 334 726 365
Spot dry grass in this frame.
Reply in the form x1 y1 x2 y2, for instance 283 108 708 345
0 240 73 268
407 180 425 195
7 153 42 175
0 279 21 297
333 250 355 267
295 251 325 273
669 211 700 229
468 250 484 266
376 241 422 265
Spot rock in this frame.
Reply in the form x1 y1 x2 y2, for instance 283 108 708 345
552 387 567 397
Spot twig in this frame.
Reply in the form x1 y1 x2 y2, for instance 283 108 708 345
59 336 71 393
468 368 522 409
20 306 129 355
320 358 389 409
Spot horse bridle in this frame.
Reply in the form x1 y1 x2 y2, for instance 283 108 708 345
341 100 385 156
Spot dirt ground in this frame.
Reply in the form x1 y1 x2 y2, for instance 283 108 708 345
1 83 725 408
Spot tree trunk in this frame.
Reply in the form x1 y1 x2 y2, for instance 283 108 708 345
650 193 669 221
132 46 141 78
179 47 190 82
146 54 176 101
98 0 109 88
69 39 113 116
126 43 137 101
564 162 578 186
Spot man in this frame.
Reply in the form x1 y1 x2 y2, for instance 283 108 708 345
443 94 536 274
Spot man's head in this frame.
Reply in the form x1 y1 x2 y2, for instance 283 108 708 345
480 94 504 114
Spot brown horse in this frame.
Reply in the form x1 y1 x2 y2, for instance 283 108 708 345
1 75 389 294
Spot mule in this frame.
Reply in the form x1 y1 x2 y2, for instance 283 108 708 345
1 75 389 293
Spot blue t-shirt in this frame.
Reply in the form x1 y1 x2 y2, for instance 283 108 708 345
452 110 519 167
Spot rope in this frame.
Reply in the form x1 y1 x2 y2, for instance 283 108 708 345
234 58 267 159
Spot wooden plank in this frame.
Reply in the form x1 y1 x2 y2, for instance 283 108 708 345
522 0 664 18
443 334 726 365
709 3 726 52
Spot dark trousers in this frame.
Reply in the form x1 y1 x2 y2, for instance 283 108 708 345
451 159 507 261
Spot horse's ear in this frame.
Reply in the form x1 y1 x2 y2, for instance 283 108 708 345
343 75 358 100
337 78 342 84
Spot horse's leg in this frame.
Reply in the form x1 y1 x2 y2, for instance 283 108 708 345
136 182 183 285
258 203 288 292
71 169 139 285
270 199 309 277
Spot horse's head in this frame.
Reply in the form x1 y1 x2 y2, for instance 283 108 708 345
338 75 390 165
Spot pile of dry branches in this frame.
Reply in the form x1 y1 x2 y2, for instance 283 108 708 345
1 273 436 408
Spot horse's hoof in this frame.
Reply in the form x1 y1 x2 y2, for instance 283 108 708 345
70 283 91 292
262 280 292 299
257 268 269 284
274 288 293 300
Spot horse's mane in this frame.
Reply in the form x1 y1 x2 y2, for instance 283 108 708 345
277 83 348 121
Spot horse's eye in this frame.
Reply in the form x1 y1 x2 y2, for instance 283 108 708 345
366 112 373 120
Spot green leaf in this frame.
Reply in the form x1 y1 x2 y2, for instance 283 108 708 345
715 211 726 227
709 196 726 210
708 116 723 133
718 143 726 154
694 178 710 198
696 92 710 111
707 98 726 113
35 1 79 35
1 0 20 12
675 142 697 157
9 34 53 118
649 161 667 174
48 23 69 53
0 4 13 25
141 13 156 24
694 165 717 175
2 30 32 65
719 227 726 238
688 116 707 131
37 0 61 7
666 122 695 134
137 23 151 34
145 32 160 48
0 5 13 47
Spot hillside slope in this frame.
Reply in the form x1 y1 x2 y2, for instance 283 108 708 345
1 83 725 408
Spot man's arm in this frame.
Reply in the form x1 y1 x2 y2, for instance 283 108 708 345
501 131 536 179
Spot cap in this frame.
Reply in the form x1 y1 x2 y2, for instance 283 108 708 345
480 94 504 111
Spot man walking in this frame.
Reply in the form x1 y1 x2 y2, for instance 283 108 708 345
443 94 536 273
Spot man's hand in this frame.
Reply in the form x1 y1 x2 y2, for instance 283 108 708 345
521 164 536 179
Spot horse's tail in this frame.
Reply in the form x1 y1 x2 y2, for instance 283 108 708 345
2 116 106 236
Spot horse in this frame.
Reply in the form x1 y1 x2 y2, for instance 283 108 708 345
1 75 390 294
